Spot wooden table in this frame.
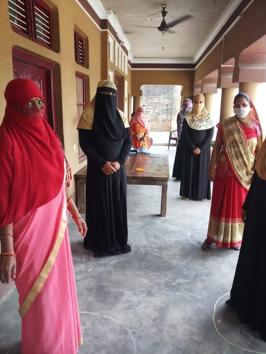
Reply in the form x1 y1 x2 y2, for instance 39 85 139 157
74 154 169 216
125 153 169 217
74 166 87 213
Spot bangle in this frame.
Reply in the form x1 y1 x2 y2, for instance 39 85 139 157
0 252 16 257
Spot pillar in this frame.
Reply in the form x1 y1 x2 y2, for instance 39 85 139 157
204 93 216 113
220 87 239 121
239 82 259 102
133 95 141 111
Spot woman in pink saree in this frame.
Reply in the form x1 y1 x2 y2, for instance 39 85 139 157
0 79 86 354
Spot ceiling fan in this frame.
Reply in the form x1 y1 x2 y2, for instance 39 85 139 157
157 4 192 33
131 4 192 34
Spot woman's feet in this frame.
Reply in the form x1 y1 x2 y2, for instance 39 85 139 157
89 244 132 258
231 246 241 251
201 239 213 250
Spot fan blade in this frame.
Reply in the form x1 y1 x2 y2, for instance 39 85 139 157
167 29 176 34
132 25 156 29
116 10 161 18
166 15 192 29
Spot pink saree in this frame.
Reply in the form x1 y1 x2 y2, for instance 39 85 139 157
13 181 82 354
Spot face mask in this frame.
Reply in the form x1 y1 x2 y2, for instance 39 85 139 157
234 106 250 119
193 103 204 114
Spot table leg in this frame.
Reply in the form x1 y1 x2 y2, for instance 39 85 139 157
160 182 168 217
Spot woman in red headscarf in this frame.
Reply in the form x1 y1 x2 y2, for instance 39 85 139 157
202 92 262 250
0 79 86 354
130 106 153 152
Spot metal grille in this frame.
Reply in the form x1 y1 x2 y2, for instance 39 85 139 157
34 3 52 46
8 0 29 34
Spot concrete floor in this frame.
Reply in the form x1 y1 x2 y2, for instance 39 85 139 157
1 146 266 354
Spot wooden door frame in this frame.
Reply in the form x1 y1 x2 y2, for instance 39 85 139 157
12 46 64 144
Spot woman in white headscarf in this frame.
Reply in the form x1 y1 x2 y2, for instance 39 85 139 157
180 94 214 200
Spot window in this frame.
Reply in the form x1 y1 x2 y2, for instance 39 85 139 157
76 73 89 162
8 0 59 51
74 31 89 68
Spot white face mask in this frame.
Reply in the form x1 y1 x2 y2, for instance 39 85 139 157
234 106 250 119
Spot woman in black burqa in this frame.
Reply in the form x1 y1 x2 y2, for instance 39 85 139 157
78 80 131 257
226 137 266 340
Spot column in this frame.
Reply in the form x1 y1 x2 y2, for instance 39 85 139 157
204 93 216 113
220 87 239 121
239 82 259 101
133 95 141 111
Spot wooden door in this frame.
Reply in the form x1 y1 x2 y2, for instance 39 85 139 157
115 74 125 111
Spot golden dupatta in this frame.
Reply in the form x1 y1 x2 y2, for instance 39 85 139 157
19 194 67 318
222 117 255 189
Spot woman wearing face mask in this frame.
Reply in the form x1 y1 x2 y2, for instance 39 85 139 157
180 94 214 200
202 92 262 250
0 79 86 353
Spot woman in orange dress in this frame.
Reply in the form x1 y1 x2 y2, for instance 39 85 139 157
130 106 153 152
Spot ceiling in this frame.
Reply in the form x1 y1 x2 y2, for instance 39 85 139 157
98 0 241 63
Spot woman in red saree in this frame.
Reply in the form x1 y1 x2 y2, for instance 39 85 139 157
0 79 86 354
202 92 262 250
130 106 153 152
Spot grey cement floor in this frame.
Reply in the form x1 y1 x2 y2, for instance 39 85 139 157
1 146 266 354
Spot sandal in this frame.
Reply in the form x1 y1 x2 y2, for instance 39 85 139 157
232 246 241 251
201 240 213 250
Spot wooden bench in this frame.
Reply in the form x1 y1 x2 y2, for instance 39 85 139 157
74 153 169 216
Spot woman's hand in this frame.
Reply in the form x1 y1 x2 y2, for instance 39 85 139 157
101 161 117 176
111 161 121 171
65 162 72 187
0 255 16 284
74 217 87 237
193 147 201 155
209 165 216 181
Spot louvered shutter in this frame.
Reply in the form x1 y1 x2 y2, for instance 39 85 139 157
34 2 52 47
75 32 88 66
8 0 29 35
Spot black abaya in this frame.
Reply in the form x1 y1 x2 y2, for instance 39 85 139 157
227 173 266 340
172 132 185 180
180 119 213 200
79 128 131 256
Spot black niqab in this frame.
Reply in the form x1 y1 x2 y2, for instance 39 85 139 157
92 86 125 140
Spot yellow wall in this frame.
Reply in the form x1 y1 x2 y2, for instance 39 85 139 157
131 69 194 97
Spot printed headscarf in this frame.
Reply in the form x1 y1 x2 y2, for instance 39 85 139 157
186 94 214 130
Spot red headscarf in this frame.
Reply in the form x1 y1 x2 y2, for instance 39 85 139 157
130 106 150 131
0 79 64 227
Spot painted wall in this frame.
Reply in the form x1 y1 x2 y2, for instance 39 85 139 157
131 69 194 98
